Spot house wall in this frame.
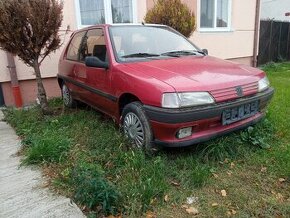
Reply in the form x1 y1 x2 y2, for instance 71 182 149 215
147 0 257 65
261 0 290 21
2 78 60 106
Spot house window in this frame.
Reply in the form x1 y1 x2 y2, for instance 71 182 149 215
75 0 137 28
79 0 105 25
111 0 133 23
200 0 231 31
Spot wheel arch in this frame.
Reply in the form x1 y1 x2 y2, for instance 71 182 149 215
118 93 141 117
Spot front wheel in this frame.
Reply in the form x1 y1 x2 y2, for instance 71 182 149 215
121 102 155 151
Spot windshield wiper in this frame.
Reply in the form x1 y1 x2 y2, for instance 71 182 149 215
161 50 204 57
121 53 160 58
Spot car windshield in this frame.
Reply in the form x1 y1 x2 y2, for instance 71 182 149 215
109 26 201 62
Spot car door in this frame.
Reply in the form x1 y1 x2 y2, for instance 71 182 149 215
78 28 117 116
64 30 87 100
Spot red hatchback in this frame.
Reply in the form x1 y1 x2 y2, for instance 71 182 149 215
58 24 274 149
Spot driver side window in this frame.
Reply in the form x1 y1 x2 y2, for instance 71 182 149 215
79 28 108 63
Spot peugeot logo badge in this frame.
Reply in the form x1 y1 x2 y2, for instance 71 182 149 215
236 86 243 97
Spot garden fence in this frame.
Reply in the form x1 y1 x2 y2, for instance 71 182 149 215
258 20 290 65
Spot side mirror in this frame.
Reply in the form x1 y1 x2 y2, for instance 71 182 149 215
202 49 208 55
85 56 108 69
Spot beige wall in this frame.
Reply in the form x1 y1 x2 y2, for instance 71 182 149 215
146 0 257 62
137 0 148 23
192 0 256 60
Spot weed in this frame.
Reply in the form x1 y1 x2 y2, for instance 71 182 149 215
71 161 121 216
116 151 169 214
240 119 274 149
23 133 71 164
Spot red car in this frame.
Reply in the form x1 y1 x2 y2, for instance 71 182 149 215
58 24 274 149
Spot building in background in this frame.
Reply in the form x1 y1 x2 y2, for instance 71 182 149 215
261 0 290 21
0 0 261 107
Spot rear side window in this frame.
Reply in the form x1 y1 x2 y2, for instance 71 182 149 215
66 31 86 61
79 28 107 62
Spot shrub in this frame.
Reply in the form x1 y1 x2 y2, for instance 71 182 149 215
71 162 121 216
144 0 196 37
0 0 63 114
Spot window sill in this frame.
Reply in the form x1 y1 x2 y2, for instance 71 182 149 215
198 28 234 33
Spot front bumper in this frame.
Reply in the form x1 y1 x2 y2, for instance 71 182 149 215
144 88 274 147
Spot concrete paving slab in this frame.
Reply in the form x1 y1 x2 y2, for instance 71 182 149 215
0 110 85 218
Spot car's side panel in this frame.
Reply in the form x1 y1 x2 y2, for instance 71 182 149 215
58 31 87 100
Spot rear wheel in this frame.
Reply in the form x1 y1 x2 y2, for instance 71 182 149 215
121 102 155 151
62 83 76 108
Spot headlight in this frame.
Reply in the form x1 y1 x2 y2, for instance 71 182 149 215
162 92 215 108
258 77 270 92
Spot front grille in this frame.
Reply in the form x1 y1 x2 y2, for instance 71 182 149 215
210 82 258 102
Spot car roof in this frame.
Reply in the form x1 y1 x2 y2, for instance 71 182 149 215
73 23 167 34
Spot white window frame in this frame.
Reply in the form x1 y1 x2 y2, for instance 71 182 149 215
197 0 232 32
74 0 138 29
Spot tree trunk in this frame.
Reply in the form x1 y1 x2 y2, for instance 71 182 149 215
33 60 50 115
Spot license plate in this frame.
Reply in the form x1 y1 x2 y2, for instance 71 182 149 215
222 101 259 125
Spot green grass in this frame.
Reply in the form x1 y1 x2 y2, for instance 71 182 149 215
3 62 290 217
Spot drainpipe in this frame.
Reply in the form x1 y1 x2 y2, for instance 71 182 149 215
6 52 23 107
253 0 261 67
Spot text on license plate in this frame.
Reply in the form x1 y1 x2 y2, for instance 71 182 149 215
222 101 259 125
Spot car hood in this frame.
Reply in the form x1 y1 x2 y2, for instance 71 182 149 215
124 56 264 92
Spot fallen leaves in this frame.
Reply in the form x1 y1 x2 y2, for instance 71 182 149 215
145 211 156 218
212 173 219 178
211 202 219 207
278 178 286 183
221 189 227 197
185 207 199 215
276 193 284 202
230 162 235 168
182 204 199 215
170 180 180 186
261 167 267 173
164 194 169 202
227 209 237 216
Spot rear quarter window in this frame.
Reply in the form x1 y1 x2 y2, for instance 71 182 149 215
66 31 86 61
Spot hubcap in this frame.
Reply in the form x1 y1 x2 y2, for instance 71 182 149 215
62 85 70 106
123 112 145 147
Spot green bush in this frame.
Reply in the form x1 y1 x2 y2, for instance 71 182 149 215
144 0 196 37
71 162 121 216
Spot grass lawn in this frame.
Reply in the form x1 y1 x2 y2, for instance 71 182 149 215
3 62 290 217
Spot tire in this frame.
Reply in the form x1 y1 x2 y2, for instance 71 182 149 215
61 83 77 108
121 102 156 151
